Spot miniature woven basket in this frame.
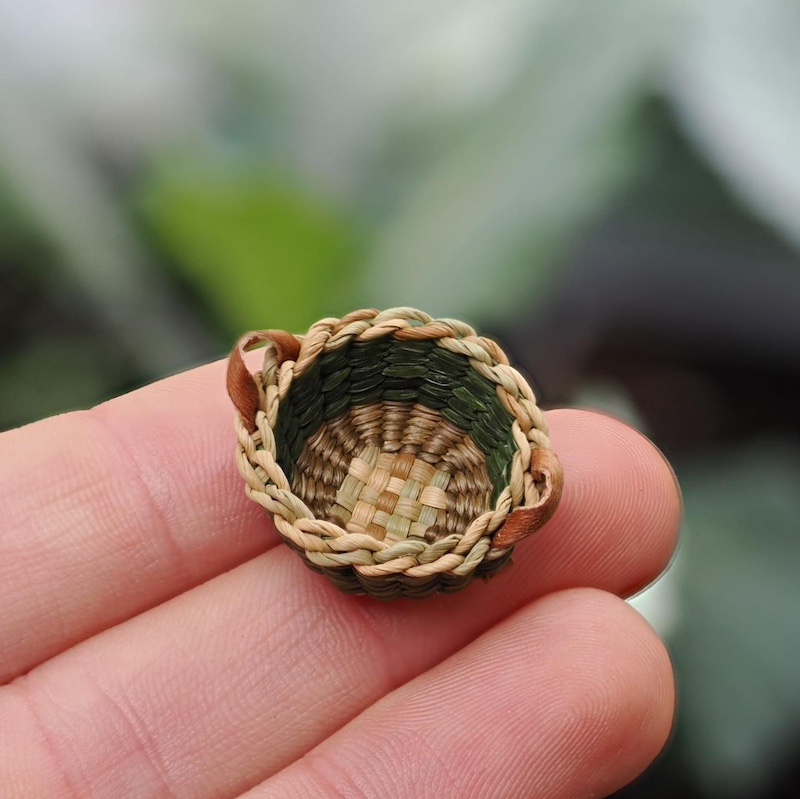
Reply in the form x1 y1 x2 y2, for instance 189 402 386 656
227 308 563 599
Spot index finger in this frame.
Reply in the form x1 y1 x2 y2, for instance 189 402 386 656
0 356 274 684
0 356 680 686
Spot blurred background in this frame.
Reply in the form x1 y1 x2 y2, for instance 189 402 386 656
2 0 799 795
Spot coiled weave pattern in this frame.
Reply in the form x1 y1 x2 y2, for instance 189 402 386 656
227 308 563 599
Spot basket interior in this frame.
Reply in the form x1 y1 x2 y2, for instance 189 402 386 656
273 337 517 543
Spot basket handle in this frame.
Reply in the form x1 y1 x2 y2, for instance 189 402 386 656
491 447 564 549
226 329 301 432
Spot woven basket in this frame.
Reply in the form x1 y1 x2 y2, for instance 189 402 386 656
227 308 563 599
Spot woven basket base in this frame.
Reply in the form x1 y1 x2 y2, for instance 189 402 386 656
289 401 513 598
292 401 494 544
296 543 514 600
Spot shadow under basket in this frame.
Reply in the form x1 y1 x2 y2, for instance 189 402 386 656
227 308 563 600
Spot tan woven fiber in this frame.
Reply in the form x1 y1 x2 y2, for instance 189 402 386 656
227 307 563 599
293 403 494 543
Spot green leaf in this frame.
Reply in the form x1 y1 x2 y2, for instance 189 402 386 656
140 164 361 334
666 0 800 252
359 0 674 323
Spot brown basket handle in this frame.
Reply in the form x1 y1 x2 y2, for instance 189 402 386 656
491 447 564 549
226 329 301 432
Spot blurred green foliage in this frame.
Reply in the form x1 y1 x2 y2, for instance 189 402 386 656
141 163 361 334
0 336 122 425
362 0 660 320
2 2 800 796
675 444 800 797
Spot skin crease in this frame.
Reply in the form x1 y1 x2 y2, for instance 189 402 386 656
0 357 681 799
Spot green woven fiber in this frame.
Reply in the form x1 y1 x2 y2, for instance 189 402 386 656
274 336 517 501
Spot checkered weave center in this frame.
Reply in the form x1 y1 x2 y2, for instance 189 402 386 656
290 402 495 546
331 447 451 542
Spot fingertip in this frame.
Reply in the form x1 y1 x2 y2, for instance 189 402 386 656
257 586 677 799
539 409 682 597
519 588 675 795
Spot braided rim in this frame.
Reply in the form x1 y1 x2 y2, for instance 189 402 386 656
227 308 563 583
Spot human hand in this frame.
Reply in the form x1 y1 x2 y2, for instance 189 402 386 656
0 356 680 798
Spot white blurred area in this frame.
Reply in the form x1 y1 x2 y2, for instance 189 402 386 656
0 0 206 154
629 565 680 639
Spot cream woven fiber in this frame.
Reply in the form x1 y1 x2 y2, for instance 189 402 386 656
233 307 554 593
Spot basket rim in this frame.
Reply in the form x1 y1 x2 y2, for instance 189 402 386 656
228 308 563 584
